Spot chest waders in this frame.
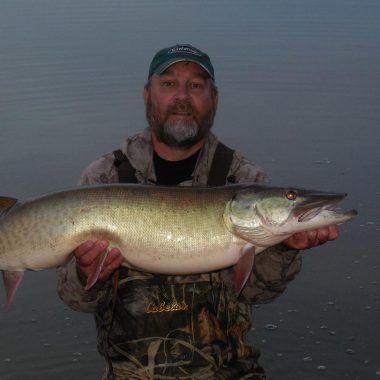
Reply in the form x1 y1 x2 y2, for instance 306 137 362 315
104 143 235 379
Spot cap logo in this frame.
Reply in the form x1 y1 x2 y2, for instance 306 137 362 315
167 46 202 56
148 44 214 80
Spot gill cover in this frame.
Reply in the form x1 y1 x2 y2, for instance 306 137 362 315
225 188 282 247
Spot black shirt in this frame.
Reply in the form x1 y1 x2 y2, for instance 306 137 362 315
153 150 200 186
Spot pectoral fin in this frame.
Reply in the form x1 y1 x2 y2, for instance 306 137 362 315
233 245 255 295
85 249 108 290
233 225 276 247
2 270 24 308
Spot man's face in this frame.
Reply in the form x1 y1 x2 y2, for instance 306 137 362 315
144 61 218 149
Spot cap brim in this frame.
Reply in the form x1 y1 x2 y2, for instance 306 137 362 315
154 58 214 80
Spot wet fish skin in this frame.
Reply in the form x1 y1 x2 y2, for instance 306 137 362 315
0 185 244 274
0 183 357 306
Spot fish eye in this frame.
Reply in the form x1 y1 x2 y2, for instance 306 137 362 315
285 190 297 201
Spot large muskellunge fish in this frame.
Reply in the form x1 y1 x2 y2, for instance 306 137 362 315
0 183 357 306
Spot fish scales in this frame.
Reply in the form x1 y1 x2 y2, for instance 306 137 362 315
0 183 357 305
0 185 243 274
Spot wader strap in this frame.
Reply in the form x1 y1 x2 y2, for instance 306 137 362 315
207 142 236 186
114 143 235 186
113 149 138 183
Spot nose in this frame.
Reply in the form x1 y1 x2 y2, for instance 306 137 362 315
174 83 190 101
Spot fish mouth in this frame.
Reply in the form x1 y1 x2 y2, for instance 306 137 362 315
298 204 336 222
293 191 357 223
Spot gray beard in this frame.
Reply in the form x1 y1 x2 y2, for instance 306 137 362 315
159 120 200 149
145 95 216 149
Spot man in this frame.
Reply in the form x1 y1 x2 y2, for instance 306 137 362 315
57 44 338 379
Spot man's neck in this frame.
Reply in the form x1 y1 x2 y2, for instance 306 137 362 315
151 134 204 161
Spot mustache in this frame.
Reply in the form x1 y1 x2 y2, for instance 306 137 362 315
167 100 196 115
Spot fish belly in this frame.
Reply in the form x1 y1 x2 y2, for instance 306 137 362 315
0 185 242 275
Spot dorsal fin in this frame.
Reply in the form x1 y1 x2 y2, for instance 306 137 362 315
0 197 18 212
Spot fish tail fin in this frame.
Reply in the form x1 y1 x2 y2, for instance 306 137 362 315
233 245 255 296
2 270 24 308
85 249 109 290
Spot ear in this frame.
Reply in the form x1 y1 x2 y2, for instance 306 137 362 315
143 86 149 106
213 92 219 109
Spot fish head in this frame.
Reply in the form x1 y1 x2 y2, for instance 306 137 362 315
226 185 357 247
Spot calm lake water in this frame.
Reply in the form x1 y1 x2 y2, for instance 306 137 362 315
0 1 379 379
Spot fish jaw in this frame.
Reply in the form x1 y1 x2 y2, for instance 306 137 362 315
276 198 358 235
225 186 358 248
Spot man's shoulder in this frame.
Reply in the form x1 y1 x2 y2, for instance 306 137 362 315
79 153 118 185
230 149 268 184
79 129 152 186
212 137 268 184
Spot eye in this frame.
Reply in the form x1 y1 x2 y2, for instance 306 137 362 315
285 190 297 201
161 81 175 87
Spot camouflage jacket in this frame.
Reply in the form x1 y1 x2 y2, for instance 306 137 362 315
57 128 302 379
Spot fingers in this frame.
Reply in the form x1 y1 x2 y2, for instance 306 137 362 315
74 240 108 266
283 232 311 250
73 240 123 282
97 248 124 282
283 225 340 250
310 225 339 246
327 225 339 240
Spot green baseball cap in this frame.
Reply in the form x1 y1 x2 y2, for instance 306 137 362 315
148 44 215 80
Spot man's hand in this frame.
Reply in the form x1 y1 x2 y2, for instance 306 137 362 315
282 225 339 250
73 240 124 283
